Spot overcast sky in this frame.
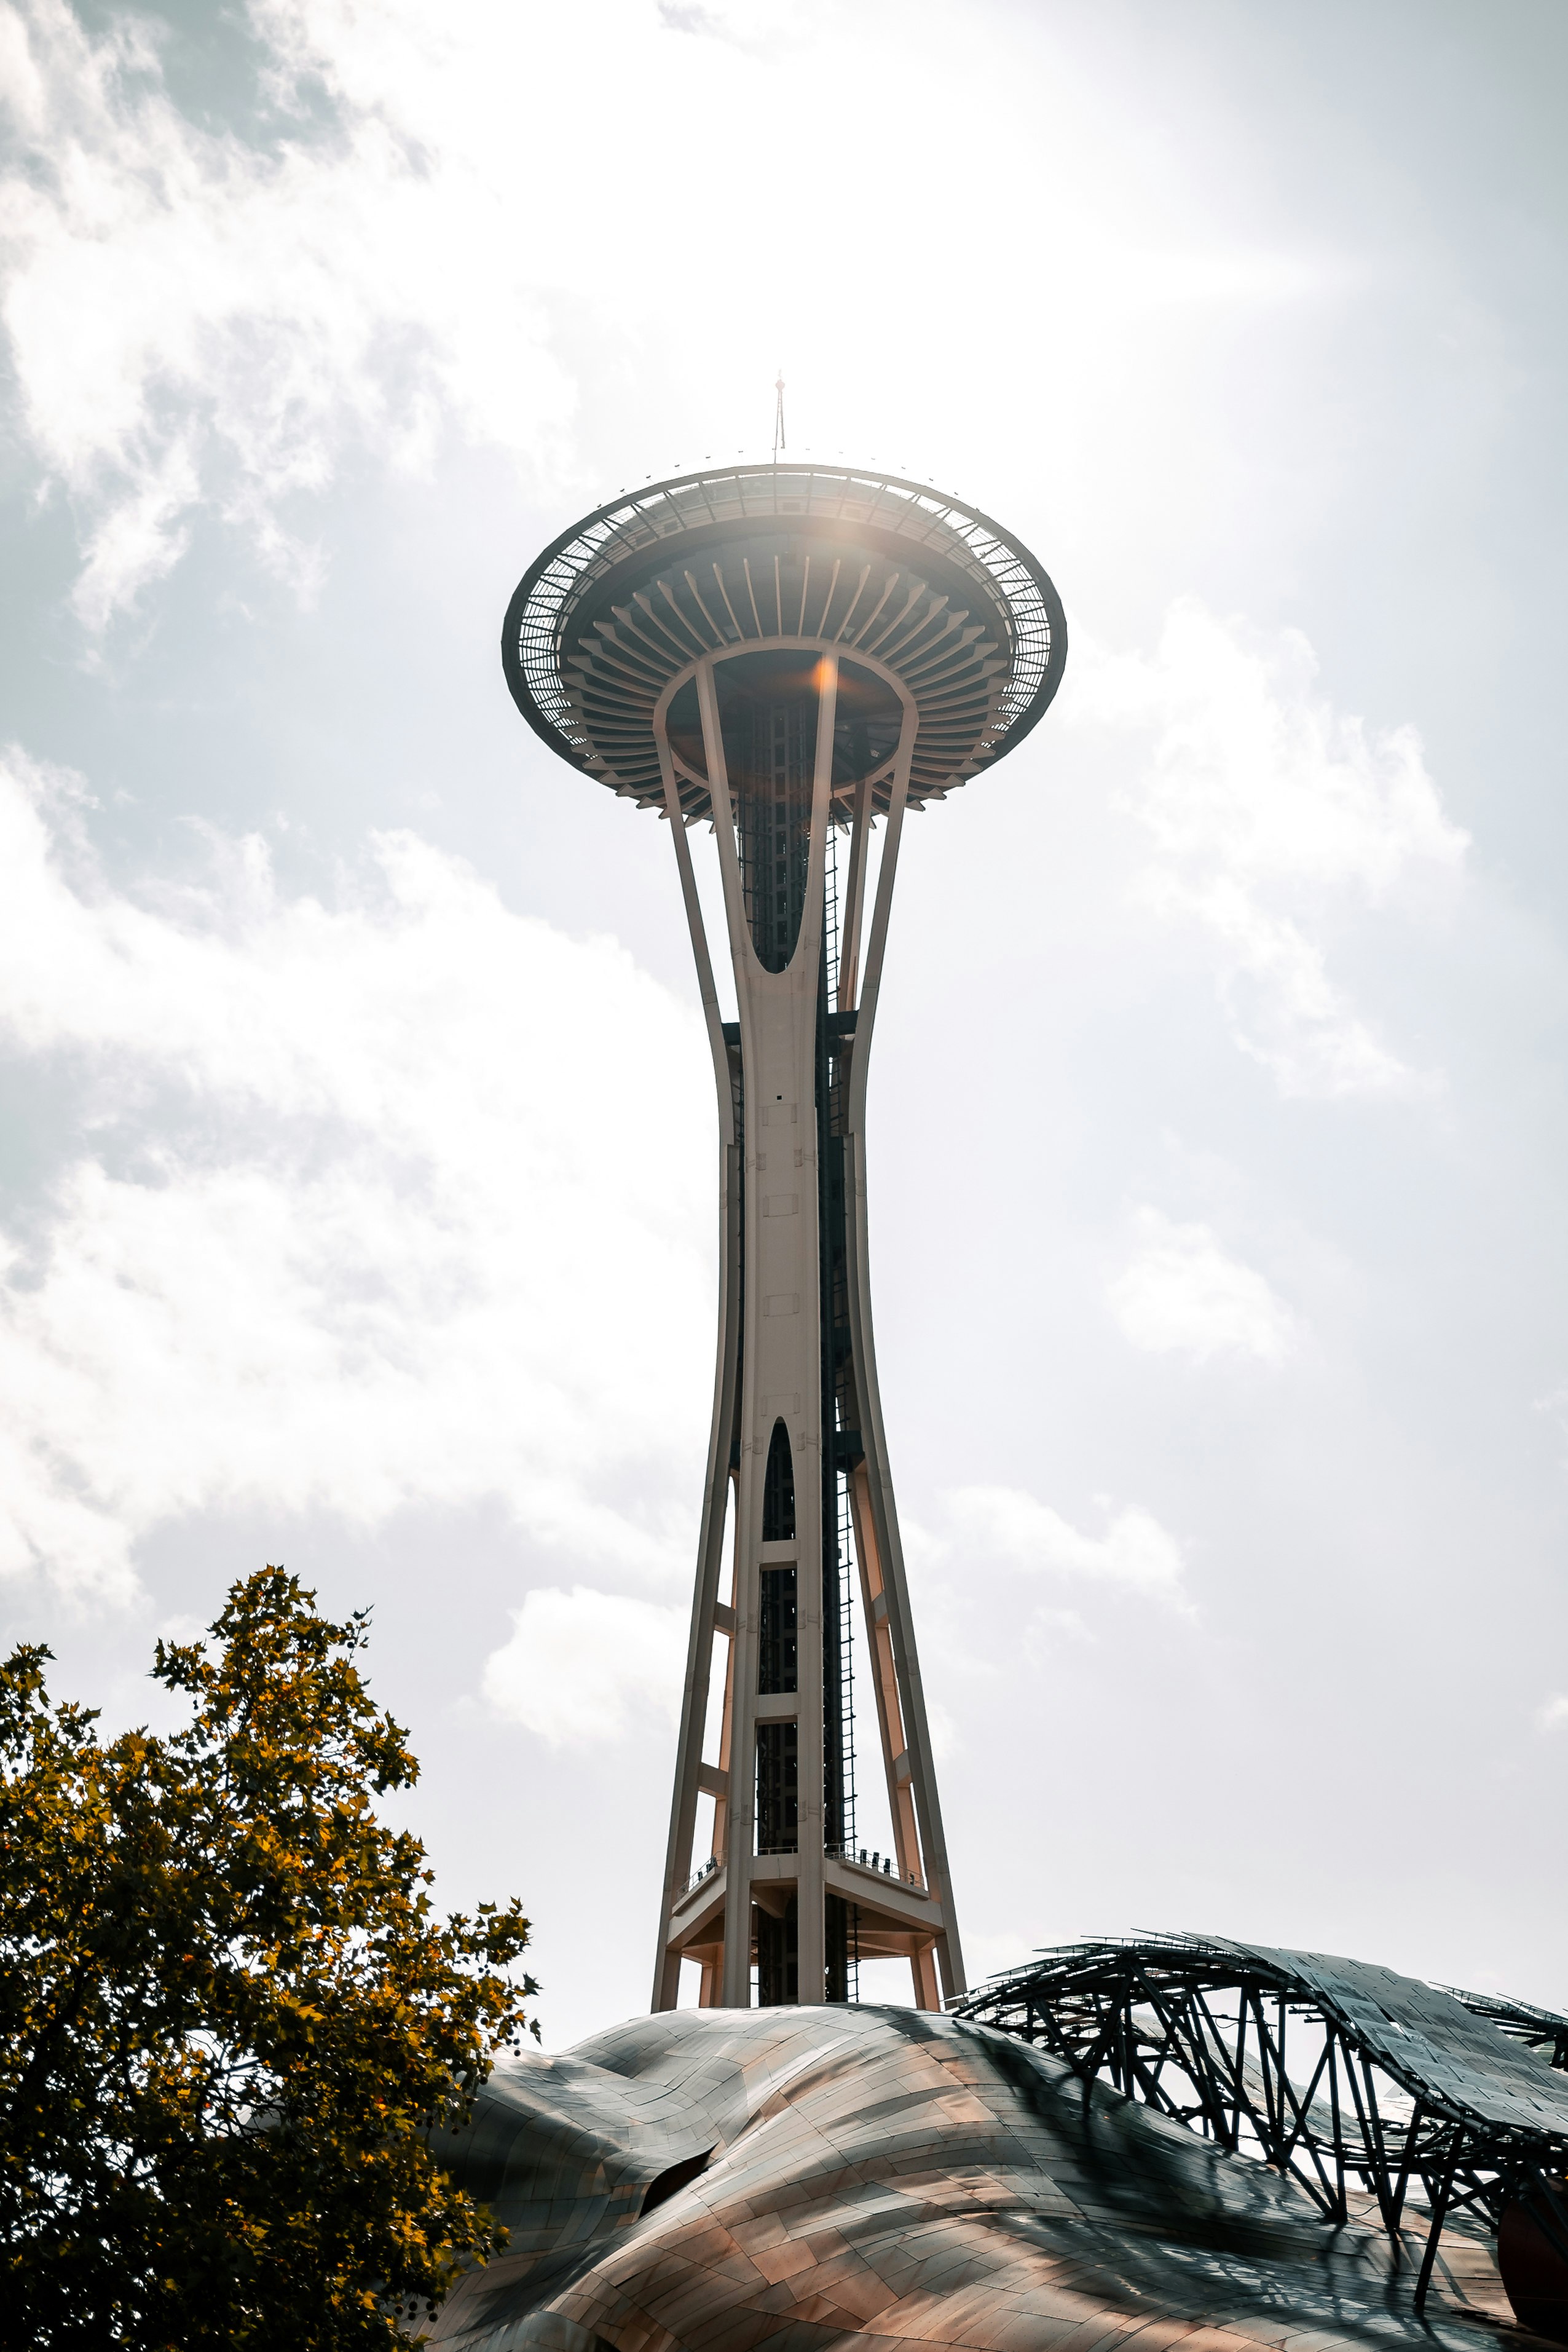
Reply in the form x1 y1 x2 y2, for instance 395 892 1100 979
3 0 1567 2046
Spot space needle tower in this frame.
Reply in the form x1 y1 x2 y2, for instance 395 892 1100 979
502 460 1066 2011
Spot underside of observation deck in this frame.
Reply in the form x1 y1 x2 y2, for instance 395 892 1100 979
502 462 1066 818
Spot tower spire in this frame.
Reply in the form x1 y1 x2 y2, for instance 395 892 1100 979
773 368 786 461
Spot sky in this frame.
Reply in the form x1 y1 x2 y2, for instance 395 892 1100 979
2 0 1567 2048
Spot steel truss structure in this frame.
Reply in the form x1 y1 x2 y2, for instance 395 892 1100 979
502 463 1066 2014
955 1935 1568 2310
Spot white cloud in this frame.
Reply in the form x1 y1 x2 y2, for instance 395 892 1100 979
0 0 575 622
483 1585 687 1746
1108 1206 1296 1363
924 1698 960 1762
0 1 1342 628
68 432 200 634
1537 1695 1568 1734
1023 1606 1094 1665
0 751 712 1601
939 1485 1191 1609
1534 1386 1568 1458
1069 601 1468 1098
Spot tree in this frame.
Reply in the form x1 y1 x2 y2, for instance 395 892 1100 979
0 1567 537 2349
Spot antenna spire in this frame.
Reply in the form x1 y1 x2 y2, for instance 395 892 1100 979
773 368 786 462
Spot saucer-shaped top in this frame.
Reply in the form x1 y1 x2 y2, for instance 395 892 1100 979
502 463 1067 820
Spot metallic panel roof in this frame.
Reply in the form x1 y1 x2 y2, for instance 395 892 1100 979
959 1934 1568 2150
427 2002 1535 2350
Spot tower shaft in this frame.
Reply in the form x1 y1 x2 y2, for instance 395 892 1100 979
652 646 963 2011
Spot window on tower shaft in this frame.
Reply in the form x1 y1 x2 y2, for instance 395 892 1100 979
757 1417 798 1855
762 1418 795 1543
759 1420 797 1698
715 652 819 974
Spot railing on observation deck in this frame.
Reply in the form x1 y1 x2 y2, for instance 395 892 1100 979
677 1845 926 1903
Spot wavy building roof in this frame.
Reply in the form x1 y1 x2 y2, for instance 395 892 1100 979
427 2002 1553 2351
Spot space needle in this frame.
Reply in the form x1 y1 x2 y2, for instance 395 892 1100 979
502 457 1067 2011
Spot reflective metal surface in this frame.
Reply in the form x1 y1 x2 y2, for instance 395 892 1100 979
430 2002 1541 2350
955 1933 1568 2310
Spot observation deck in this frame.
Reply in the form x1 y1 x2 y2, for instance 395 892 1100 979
502 462 1066 819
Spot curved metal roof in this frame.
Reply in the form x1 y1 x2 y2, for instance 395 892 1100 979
1446 1986 1568 2070
428 2002 1520 2352
951 1932 1568 2321
1213 1940 1568 2141
501 462 1067 819
959 1935 1568 2147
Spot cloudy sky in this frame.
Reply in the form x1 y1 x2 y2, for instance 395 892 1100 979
3 0 1567 2045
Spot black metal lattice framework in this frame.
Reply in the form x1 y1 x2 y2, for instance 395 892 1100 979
955 1935 1568 2308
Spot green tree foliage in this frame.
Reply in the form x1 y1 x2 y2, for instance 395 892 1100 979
0 1568 537 2348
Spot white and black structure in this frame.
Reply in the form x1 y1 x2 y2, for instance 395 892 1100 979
502 464 1066 2011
